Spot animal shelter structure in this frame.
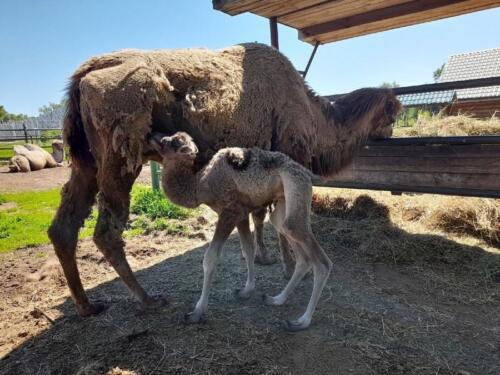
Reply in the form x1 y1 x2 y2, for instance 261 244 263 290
213 0 500 198
398 48 500 117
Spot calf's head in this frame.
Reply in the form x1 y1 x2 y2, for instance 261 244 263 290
149 131 198 164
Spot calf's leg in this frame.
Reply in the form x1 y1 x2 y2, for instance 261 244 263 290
252 208 276 265
185 210 239 323
235 217 256 299
263 238 310 306
282 235 331 332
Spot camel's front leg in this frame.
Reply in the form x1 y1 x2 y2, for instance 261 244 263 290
185 211 238 323
93 164 165 309
234 217 255 299
48 164 100 316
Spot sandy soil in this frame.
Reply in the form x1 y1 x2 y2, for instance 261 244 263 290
0 199 498 375
0 165 153 193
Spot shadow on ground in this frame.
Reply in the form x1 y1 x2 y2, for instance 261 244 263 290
0 196 499 375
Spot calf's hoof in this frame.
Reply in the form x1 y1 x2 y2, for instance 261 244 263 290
234 288 252 300
281 319 310 332
255 253 277 266
262 294 284 306
184 311 205 324
77 302 107 317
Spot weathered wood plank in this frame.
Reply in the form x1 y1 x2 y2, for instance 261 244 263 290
280 0 409 28
212 0 326 17
319 139 500 198
299 0 500 43
353 156 500 174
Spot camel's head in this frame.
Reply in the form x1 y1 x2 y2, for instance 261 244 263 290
148 131 198 162
51 139 64 152
332 88 402 140
51 139 65 163
368 90 402 139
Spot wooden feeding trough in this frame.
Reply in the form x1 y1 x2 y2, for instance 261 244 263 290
214 0 500 198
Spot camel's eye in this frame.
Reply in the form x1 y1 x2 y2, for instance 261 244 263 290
178 145 192 154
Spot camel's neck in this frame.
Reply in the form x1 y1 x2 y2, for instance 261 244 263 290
160 159 200 208
310 98 373 177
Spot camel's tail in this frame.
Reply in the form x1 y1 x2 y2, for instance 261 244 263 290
63 74 95 169
63 54 127 169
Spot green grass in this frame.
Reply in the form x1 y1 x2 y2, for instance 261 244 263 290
130 185 191 220
0 189 63 253
0 184 194 253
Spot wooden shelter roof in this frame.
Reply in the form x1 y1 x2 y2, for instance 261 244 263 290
213 0 500 44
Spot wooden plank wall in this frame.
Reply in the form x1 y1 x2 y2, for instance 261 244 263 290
321 138 500 198
447 98 500 118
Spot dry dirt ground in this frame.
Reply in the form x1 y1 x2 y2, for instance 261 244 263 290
0 190 499 375
0 165 152 193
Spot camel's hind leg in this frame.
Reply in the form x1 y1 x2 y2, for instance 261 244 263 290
235 217 256 299
263 237 310 306
93 163 163 308
278 233 295 278
48 165 101 316
268 176 332 331
264 200 310 306
252 208 276 265
282 235 331 332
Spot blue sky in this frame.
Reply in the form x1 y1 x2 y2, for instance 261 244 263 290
0 0 499 116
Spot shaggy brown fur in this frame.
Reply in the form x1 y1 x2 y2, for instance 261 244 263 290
49 43 400 316
9 140 64 172
150 131 331 331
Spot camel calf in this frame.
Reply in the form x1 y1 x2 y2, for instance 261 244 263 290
150 131 332 331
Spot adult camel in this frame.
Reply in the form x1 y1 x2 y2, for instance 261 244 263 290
48 43 400 316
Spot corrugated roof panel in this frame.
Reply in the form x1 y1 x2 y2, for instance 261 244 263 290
398 90 455 106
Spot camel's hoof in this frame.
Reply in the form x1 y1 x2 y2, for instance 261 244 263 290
184 311 205 324
77 302 107 317
262 294 276 306
233 288 252 301
281 319 309 332
255 254 277 266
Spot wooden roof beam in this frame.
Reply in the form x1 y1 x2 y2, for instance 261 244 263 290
299 0 469 40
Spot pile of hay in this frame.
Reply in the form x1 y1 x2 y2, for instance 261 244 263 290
312 188 500 283
394 114 500 137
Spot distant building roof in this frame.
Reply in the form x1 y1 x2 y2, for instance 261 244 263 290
397 48 500 107
439 48 500 100
398 90 456 106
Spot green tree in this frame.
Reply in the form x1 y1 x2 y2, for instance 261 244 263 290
433 63 445 82
379 81 400 88
0 105 28 122
38 100 65 116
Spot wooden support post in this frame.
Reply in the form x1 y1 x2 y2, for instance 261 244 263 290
22 123 28 143
302 41 320 78
151 161 161 191
269 17 279 49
